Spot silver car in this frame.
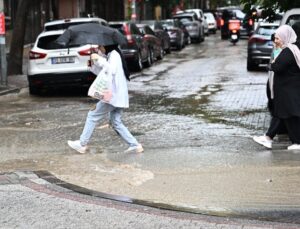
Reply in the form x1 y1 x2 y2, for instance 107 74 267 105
173 11 204 43
247 22 279 71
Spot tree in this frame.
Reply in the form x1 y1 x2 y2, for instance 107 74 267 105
7 0 31 76
241 0 300 20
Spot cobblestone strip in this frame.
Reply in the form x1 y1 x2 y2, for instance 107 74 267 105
1 171 299 229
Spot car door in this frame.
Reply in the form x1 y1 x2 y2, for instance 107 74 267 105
130 23 148 61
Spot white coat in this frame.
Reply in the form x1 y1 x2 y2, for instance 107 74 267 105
90 50 129 108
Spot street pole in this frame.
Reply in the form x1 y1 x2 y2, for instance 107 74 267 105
0 0 6 86
131 0 136 22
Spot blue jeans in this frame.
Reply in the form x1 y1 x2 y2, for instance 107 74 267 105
80 101 139 147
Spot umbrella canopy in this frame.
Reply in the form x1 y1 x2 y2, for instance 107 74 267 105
56 23 127 47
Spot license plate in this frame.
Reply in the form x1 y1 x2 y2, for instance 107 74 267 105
231 34 238 39
51 57 75 64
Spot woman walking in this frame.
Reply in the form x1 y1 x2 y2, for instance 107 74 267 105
68 45 143 154
270 24 300 150
252 33 286 149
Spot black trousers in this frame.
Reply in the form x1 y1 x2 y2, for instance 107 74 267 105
283 116 300 144
266 116 286 139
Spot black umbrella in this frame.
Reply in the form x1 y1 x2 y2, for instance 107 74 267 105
56 23 127 47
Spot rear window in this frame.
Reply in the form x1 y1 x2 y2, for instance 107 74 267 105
285 14 300 26
256 25 278 36
179 18 193 25
37 35 62 50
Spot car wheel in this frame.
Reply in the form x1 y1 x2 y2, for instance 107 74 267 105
221 34 227 40
187 36 191 45
157 47 164 60
201 33 205 42
247 58 257 71
144 49 152 67
165 46 171 54
29 84 41 95
134 52 143 71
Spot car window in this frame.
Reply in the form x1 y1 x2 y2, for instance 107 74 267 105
131 24 142 35
256 26 278 36
285 14 300 26
155 22 163 30
145 26 155 35
37 35 62 50
178 17 192 23
162 20 173 27
109 24 125 35
233 9 245 19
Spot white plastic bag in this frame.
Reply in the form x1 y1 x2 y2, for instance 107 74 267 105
88 68 112 102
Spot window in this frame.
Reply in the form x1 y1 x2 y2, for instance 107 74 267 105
256 26 278 36
37 35 62 50
286 15 300 27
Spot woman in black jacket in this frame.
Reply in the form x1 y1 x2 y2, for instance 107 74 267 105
271 24 300 150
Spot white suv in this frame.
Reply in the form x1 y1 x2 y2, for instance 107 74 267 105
27 18 107 95
280 8 300 26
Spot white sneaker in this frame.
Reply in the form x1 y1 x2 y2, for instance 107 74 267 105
253 135 272 149
124 144 144 153
67 140 88 154
287 144 300 150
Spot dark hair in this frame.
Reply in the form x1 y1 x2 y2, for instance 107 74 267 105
104 45 131 81
292 22 300 40
271 33 275 42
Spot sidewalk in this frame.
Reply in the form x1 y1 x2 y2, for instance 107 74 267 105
0 74 27 95
0 44 30 95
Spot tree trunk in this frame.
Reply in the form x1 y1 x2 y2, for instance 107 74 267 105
7 0 31 76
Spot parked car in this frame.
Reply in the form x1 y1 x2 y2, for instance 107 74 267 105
44 17 108 31
136 23 164 63
204 12 217 34
109 21 150 71
180 21 192 45
161 19 185 50
247 22 279 71
140 20 171 54
184 9 207 35
280 8 300 26
27 30 98 94
173 11 204 43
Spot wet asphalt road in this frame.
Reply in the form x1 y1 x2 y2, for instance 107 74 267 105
0 33 300 227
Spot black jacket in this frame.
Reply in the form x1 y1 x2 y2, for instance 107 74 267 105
271 42 300 118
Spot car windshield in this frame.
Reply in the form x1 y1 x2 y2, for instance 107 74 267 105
256 25 278 36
